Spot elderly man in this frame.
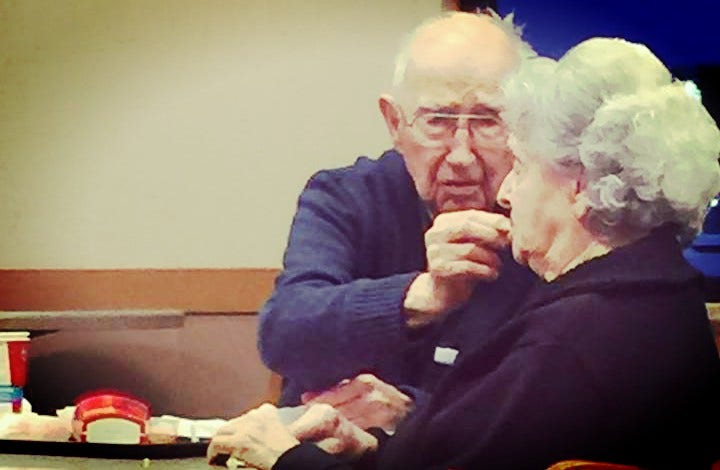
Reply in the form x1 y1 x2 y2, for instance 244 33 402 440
258 10 536 418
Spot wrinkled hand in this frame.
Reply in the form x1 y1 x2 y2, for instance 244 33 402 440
404 210 511 325
301 373 412 433
207 403 299 470
426 210 510 281
288 403 378 458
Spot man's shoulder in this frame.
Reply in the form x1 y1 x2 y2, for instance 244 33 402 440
310 149 407 183
302 150 419 209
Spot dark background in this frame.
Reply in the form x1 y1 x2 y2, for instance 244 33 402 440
457 0 720 123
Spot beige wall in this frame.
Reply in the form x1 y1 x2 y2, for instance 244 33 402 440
0 0 440 269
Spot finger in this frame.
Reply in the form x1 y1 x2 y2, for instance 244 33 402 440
214 403 279 436
426 219 501 245
214 415 248 436
356 430 379 452
464 210 511 233
288 404 338 441
428 226 509 251
332 401 370 425
437 209 511 232
354 374 397 396
207 434 237 462
302 379 370 407
427 243 502 271
456 230 510 250
430 211 511 242
316 429 377 456
431 259 500 281
315 437 343 455
335 400 394 430
334 409 376 430
428 246 502 282
354 375 412 405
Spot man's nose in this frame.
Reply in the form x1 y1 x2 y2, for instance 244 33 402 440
444 125 476 166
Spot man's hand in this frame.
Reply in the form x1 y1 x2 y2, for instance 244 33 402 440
301 373 413 433
425 210 510 280
404 210 511 326
289 403 378 458
207 403 299 469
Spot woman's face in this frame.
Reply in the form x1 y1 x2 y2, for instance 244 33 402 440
496 153 579 276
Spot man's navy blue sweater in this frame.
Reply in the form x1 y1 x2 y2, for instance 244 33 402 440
258 150 534 405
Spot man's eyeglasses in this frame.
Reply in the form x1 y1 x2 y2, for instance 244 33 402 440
406 110 507 146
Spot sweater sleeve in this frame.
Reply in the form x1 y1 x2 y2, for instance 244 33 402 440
258 169 422 394
273 443 354 470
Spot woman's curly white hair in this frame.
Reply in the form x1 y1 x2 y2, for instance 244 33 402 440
502 37 720 244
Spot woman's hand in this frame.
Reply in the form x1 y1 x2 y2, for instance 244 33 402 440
207 403 299 469
289 403 378 458
301 373 413 433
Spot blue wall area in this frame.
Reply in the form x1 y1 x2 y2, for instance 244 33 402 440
497 0 720 135
497 0 720 67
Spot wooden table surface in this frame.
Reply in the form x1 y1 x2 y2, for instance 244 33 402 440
0 310 186 332
0 454 212 469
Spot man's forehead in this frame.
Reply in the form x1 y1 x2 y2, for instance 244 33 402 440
398 14 519 112
399 59 515 113
408 16 518 77
403 80 504 112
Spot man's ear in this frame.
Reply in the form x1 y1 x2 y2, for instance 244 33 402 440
379 94 403 142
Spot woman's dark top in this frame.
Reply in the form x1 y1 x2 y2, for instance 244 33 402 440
275 229 720 470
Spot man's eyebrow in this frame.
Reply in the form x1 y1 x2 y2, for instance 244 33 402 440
416 106 455 114
469 104 501 115
417 105 501 115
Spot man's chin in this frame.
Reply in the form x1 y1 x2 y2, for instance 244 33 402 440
435 196 487 213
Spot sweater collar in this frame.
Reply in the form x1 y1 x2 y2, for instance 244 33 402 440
521 227 702 311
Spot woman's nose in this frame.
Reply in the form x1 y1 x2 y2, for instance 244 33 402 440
496 173 513 209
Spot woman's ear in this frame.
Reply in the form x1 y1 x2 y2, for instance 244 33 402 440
379 94 403 142
571 182 591 220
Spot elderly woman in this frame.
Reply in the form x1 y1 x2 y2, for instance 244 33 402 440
208 38 720 470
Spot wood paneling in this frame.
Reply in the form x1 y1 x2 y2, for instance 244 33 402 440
0 269 279 313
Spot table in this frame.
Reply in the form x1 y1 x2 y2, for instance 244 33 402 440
0 454 211 469
0 311 186 333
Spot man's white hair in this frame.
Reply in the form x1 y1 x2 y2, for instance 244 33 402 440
503 37 720 244
391 10 534 91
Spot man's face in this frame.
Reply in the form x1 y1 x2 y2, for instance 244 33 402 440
388 13 519 214
395 84 514 214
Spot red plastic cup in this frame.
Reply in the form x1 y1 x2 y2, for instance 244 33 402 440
0 331 30 388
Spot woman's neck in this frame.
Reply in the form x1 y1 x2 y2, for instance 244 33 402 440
533 227 611 283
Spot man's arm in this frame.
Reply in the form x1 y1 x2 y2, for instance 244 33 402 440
259 171 512 396
258 170 422 393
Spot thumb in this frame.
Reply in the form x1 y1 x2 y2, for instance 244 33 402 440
315 437 344 454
